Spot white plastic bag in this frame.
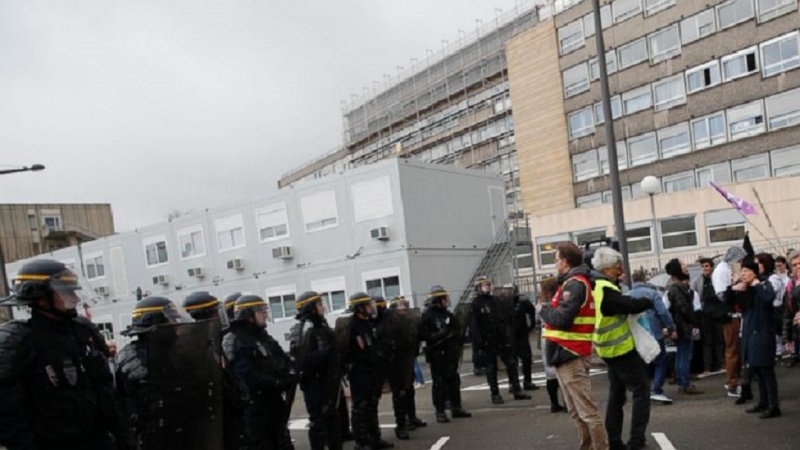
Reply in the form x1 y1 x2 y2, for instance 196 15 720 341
628 313 660 364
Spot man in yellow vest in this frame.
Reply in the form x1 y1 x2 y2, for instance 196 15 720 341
540 242 608 450
591 247 654 450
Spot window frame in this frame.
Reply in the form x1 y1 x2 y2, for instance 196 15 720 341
594 95 622 124
256 202 291 243
717 0 756 31
691 112 728 150
362 268 402 300
215 214 246 252
613 0 643 24
706 209 747 245
563 62 591 98
589 50 618 81
572 149 600 182
598 141 629 174
658 122 691 159
662 170 696 193
648 25 681 64
568 107 595 140
618 38 649 70
727 99 765 141
537 234 569 267
84 253 105 280
622 84 653 116
311 276 348 313
626 222 654 254
731 153 770 182
685 60 722 94
765 86 800 131
177 224 206 260
770 145 800 177
680 9 717 45
760 31 800 78
301 190 340 233
696 162 733 187
143 235 169 268
265 285 297 322
576 193 603 208
652 74 686 111
721 46 759 82
628 132 658 167
756 0 797 22
558 18 585 55
644 0 676 16
659 215 699 250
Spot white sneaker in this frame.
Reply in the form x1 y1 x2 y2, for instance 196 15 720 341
727 385 741 397
650 393 673 403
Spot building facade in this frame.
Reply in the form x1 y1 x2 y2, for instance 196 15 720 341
5 160 506 347
508 0 800 276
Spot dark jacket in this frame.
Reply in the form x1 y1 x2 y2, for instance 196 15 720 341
419 305 460 370
667 280 697 341
540 265 594 367
346 315 380 377
783 281 800 342
730 281 777 368
594 273 653 317
513 295 536 341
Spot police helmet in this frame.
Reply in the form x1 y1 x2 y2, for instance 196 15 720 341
182 291 220 321
389 295 410 310
131 296 180 328
234 295 269 322
10 259 81 303
295 291 323 319
347 292 373 313
223 292 241 321
473 275 492 293
373 295 387 310
427 285 449 306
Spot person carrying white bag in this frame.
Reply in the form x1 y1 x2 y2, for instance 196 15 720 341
591 247 655 450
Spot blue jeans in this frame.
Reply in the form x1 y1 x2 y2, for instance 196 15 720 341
414 359 425 385
650 340 668 394
675 339 693 390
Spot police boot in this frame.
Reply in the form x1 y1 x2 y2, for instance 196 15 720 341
491 394 505 404
512 390 531 400
371 438 395 449
451 408 472 418
394 427 410 440
436 412 450 423
408 416 427 428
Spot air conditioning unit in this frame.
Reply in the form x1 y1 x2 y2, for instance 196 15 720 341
152 275 169 286
272 246 293 260
370 226 390 241
227 258 245 270
187 267 206 278
95 286 111 296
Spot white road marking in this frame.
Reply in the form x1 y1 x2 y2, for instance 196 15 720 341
288 419 396 431
429 436 451 450
461 369 607 392
652 432 677 450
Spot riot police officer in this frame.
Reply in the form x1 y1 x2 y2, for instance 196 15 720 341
0 259 130 450
224 295 296 450
512 286 539 391
222 292 241 323
182 291 221 321
471 276 530 404
419 286 472 423
346 293 394 450
289 291 342 450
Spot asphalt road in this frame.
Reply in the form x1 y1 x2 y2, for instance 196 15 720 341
286 348 798 450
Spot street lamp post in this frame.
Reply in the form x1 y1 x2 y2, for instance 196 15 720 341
641 176 662 272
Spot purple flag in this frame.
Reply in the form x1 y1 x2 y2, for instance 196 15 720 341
709 182 758 215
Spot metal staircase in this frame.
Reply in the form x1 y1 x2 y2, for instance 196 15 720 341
458 219 518 304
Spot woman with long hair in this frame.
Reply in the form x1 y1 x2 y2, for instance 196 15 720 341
536 277 567 413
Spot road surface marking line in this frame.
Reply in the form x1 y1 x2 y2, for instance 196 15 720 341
430 436 450 450
652 432 677 450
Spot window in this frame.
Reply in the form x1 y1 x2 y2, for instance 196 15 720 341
311 277 347 312
352 176 394 222
648 26 681 63
706 209 746 244
95 321 114 341
618 38 648 69
766 86 800 130
756 0 796 22
696 162 732 187
691 112 727 149
589 51 618 80
613 0 642 23
144 236 169 266
583 13 595 37
644 0 675 16
601 186 632 203
722 46 758 81
660 216 698 249
568 107 595 139
760 32 800 77
601 4 613 28
364 272 401 299
301 190 339 232
594 96 622 124
681 10 717 45
658 122 691 158
663 171 696 193
717 0 755 30
256 203 290 242
686 61 721 94
43 216 62 232
629 132 658 167
537 235 569 266
599 141 629 174
732 154 770 181
573 229 607 246
266 286 296 321
559 19 585 54
177 225 205 259
632 179 657 198
572 150 600 182
771 145 800 176
85 254 105 279
215 214 246 251
627 224 653 253
652 75 686 111
727 100 765 141
577 193 603 208
563 63 590 97
27 214 36 230
622 85 652 115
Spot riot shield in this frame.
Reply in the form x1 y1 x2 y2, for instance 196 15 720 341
452 299 472 368
381 308 421 387
323 314 351 416
145 321 223 450
491 291 516 348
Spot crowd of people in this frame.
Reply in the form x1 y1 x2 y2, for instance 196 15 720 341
2 237 799 450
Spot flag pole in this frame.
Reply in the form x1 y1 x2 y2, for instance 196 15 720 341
734 209 773 247
751 187 785 253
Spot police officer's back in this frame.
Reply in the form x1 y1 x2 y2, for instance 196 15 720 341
0 259 129 450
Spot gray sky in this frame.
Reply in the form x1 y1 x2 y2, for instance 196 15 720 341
1 0 527 231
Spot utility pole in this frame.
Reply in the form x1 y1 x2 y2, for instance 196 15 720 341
591 0 631 283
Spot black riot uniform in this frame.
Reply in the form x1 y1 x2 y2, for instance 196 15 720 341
0 259 130 450
346 293 393 450
418 286 472 423
512 287 539 391
289 292 341 450
470 276 531 404
223 295 296 450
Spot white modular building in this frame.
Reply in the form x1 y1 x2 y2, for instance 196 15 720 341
5 159 507 348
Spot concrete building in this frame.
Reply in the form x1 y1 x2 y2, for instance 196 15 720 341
5 160 506 347
508 0 800 276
